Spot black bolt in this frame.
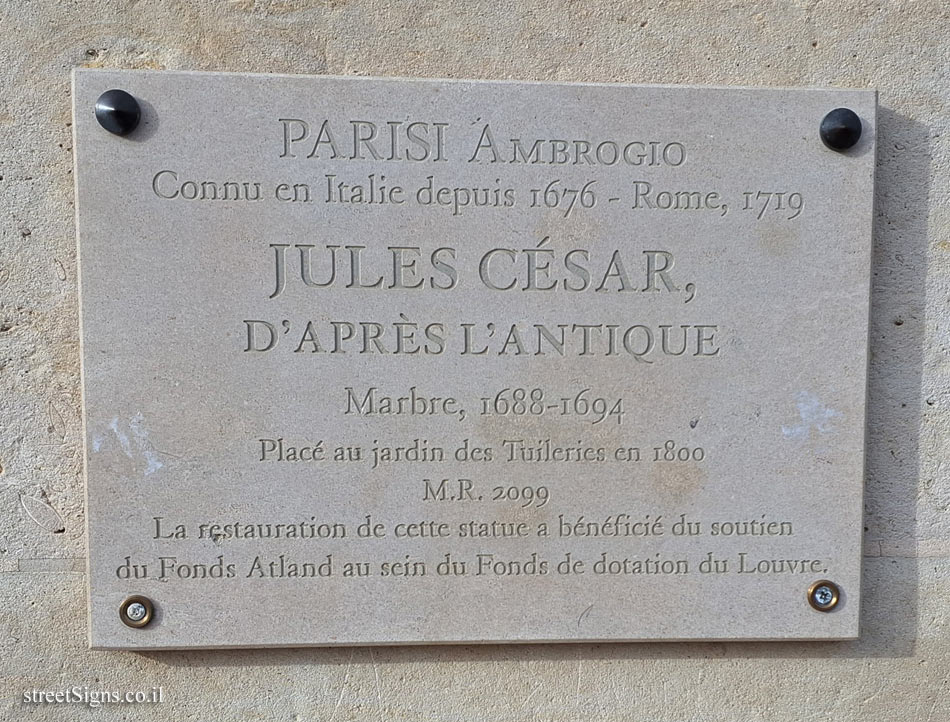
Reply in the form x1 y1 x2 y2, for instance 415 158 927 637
819 108 862 151
95 89 141 136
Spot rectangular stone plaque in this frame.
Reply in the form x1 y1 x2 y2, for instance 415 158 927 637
74 69 875 649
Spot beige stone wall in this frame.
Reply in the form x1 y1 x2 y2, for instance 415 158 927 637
1 1 947 719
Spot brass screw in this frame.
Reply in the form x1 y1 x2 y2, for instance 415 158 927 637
807 580 840 612
119 595 154 628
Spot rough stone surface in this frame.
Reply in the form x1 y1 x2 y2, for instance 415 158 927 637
0 0 947 718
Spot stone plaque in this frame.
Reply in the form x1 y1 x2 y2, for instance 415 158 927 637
73 70 875 649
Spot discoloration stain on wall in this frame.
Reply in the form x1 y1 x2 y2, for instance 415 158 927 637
94 414 164 476
782 391 841 439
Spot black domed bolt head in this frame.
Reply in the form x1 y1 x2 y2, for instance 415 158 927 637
820 108 862 151
95 89 141 136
